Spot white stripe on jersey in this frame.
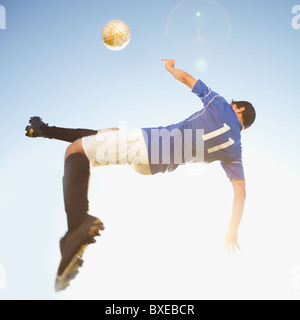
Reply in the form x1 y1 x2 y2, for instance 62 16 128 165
202 123 230 141
207 138 235 154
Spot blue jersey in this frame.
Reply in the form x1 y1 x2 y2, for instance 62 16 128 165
142 80 245 181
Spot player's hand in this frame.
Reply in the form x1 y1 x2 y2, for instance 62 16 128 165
223 231 241 254
162 59 175 71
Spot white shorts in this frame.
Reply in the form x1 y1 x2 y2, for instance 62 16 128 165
82 129 152 175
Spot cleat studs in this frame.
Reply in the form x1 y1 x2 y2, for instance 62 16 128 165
94 220 104 229
67 270 79 281
88 238 96 244
91 228 101 238
75 257 84 268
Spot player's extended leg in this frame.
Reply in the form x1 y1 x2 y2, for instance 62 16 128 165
25 117 98 142
25 116 119 143
55 139 104 292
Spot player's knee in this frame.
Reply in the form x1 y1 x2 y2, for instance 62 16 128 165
65 139 85 160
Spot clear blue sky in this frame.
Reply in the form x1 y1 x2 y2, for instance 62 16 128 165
0 0 300 300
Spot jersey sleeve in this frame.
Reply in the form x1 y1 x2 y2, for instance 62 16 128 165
192 79 227 109
220 160 245 181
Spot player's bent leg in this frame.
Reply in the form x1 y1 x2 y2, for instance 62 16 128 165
56 139 105 292
63 139 90 230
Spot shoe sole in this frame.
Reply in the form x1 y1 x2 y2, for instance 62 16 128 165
55 221 104 292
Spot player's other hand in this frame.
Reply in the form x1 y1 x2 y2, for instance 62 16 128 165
223 231 241 255
162 59 175 71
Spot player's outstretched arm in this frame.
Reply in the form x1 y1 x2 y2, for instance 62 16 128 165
162 59 197 90
223 178 246 254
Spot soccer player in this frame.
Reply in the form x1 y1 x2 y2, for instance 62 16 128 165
26 59 256 291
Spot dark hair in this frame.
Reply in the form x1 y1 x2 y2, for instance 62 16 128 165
232 100 256 129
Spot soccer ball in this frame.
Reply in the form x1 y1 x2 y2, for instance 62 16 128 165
102 20 131 51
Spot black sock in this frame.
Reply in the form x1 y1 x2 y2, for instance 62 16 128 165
63 153 91 232
42 126 97 143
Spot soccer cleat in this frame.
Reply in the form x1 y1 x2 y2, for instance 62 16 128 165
25 116 47 138
55 215 105 292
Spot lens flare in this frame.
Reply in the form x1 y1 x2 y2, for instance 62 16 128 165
195 59 208 73
166 0 232 53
